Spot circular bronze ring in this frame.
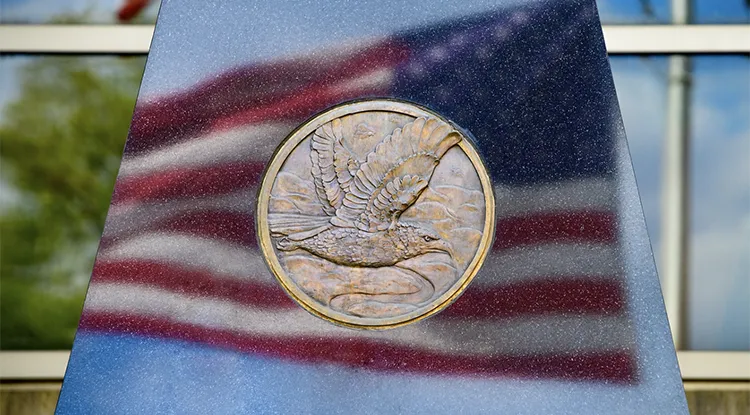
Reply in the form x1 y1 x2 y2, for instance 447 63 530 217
257 99 495 329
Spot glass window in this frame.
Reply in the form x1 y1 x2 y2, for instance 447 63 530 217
598 0 672 23
611 55 750 351
693 0 750 23
597 0 749 24
687 56 749 350
0 55 145 350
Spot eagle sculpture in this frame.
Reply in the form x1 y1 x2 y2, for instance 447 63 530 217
269 116 460 268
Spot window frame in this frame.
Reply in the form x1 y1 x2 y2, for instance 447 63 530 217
0 24 748 54
1 351 748 381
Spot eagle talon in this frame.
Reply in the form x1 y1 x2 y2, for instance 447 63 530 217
276 237 297 251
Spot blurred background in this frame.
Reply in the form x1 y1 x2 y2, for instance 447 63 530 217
0 0 748 412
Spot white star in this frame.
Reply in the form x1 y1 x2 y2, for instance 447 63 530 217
510 11 529 24
494 25 510 41
449 33 469 48
406 62 427 78
427 46 448 62
475 44 493 60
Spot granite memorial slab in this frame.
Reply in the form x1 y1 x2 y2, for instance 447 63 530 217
56 0 688 413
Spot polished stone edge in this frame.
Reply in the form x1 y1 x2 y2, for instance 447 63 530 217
3 381 748 415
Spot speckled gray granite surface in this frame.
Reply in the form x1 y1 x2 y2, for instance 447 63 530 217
56 0 687 413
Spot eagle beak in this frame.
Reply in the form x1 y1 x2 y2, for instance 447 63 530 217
429 240 455 259
430 240 460 272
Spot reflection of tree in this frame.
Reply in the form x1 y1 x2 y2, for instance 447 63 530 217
0 56 145 349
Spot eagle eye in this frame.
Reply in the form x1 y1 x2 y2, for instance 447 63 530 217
423 235 437 242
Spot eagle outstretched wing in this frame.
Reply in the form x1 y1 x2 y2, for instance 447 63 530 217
332 117 461 231
310 118 360 216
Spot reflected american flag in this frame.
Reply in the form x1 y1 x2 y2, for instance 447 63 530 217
83 2 636 383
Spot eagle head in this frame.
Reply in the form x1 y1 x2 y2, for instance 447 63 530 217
396 223 454 261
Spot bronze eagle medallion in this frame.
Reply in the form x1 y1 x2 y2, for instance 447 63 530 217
257 100 494 329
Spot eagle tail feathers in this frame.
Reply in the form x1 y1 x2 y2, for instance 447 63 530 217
268 213 331 240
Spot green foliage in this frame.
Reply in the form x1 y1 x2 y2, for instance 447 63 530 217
0 56 146 349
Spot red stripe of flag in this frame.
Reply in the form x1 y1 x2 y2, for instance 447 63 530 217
126 41 409 152
443 278 623 318
494 211 616 249
92 261 294 309
79 312 636 383
102 209 616 252
212 78 390 132
90 261 623 318
112 162 266 204
100 210 255 249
